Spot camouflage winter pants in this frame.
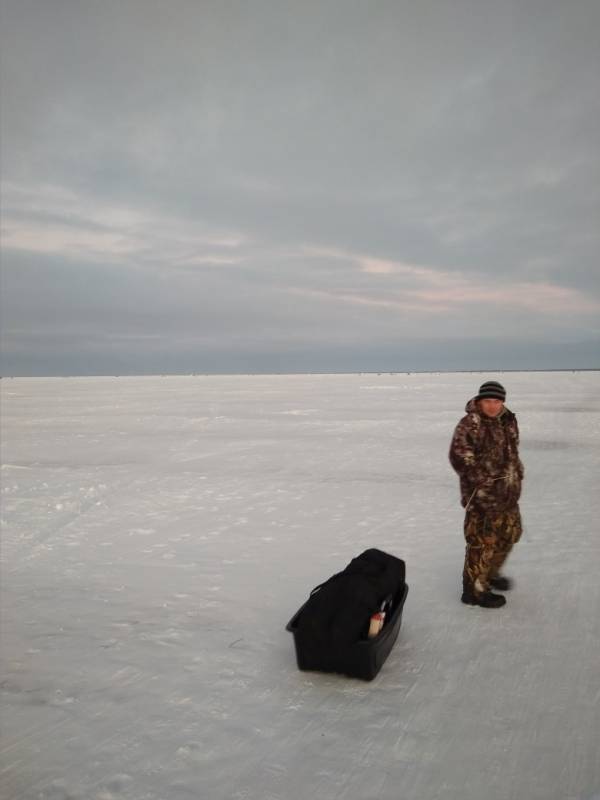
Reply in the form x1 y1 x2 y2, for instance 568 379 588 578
463 506 522 595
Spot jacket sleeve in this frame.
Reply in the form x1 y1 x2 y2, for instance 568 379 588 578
514 416 525 480
449 416 486 486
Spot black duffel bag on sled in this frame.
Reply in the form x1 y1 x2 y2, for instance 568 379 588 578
286 548 408 681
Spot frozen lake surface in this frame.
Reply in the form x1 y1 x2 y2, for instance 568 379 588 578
1 372 599 800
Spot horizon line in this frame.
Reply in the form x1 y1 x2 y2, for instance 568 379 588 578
2 367 599 379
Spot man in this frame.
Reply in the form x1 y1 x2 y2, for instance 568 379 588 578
449 380 524 608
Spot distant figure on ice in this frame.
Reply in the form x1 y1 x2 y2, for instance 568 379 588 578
449 380 524 608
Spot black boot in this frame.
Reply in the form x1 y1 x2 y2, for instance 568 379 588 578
461 590 506 608
489 575 513 591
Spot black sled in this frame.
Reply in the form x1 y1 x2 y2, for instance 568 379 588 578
286 548 408 681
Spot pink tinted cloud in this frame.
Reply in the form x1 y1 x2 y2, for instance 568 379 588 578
410 281 600 314
357 254 599 315
1 182 248 268
302 248 599 316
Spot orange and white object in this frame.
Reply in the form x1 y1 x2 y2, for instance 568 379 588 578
368 611 385 638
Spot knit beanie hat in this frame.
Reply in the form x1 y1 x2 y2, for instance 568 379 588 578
477 380 506 401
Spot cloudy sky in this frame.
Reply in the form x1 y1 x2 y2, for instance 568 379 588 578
1 0 599 375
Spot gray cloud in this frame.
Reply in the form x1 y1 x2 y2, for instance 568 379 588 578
1 0 599 374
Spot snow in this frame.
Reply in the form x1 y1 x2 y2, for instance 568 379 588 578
1 371 599 800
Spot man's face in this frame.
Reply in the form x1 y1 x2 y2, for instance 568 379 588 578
479 398 504 418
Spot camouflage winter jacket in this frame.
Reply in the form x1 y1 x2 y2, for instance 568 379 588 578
449 398 524 512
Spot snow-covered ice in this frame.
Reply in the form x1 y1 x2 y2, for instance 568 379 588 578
1 372 599 800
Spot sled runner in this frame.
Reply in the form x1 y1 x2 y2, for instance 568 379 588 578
286 548 408 681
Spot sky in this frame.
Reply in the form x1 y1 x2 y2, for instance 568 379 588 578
1 0 599 376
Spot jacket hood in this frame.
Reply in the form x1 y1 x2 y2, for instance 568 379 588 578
465 396 514 419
